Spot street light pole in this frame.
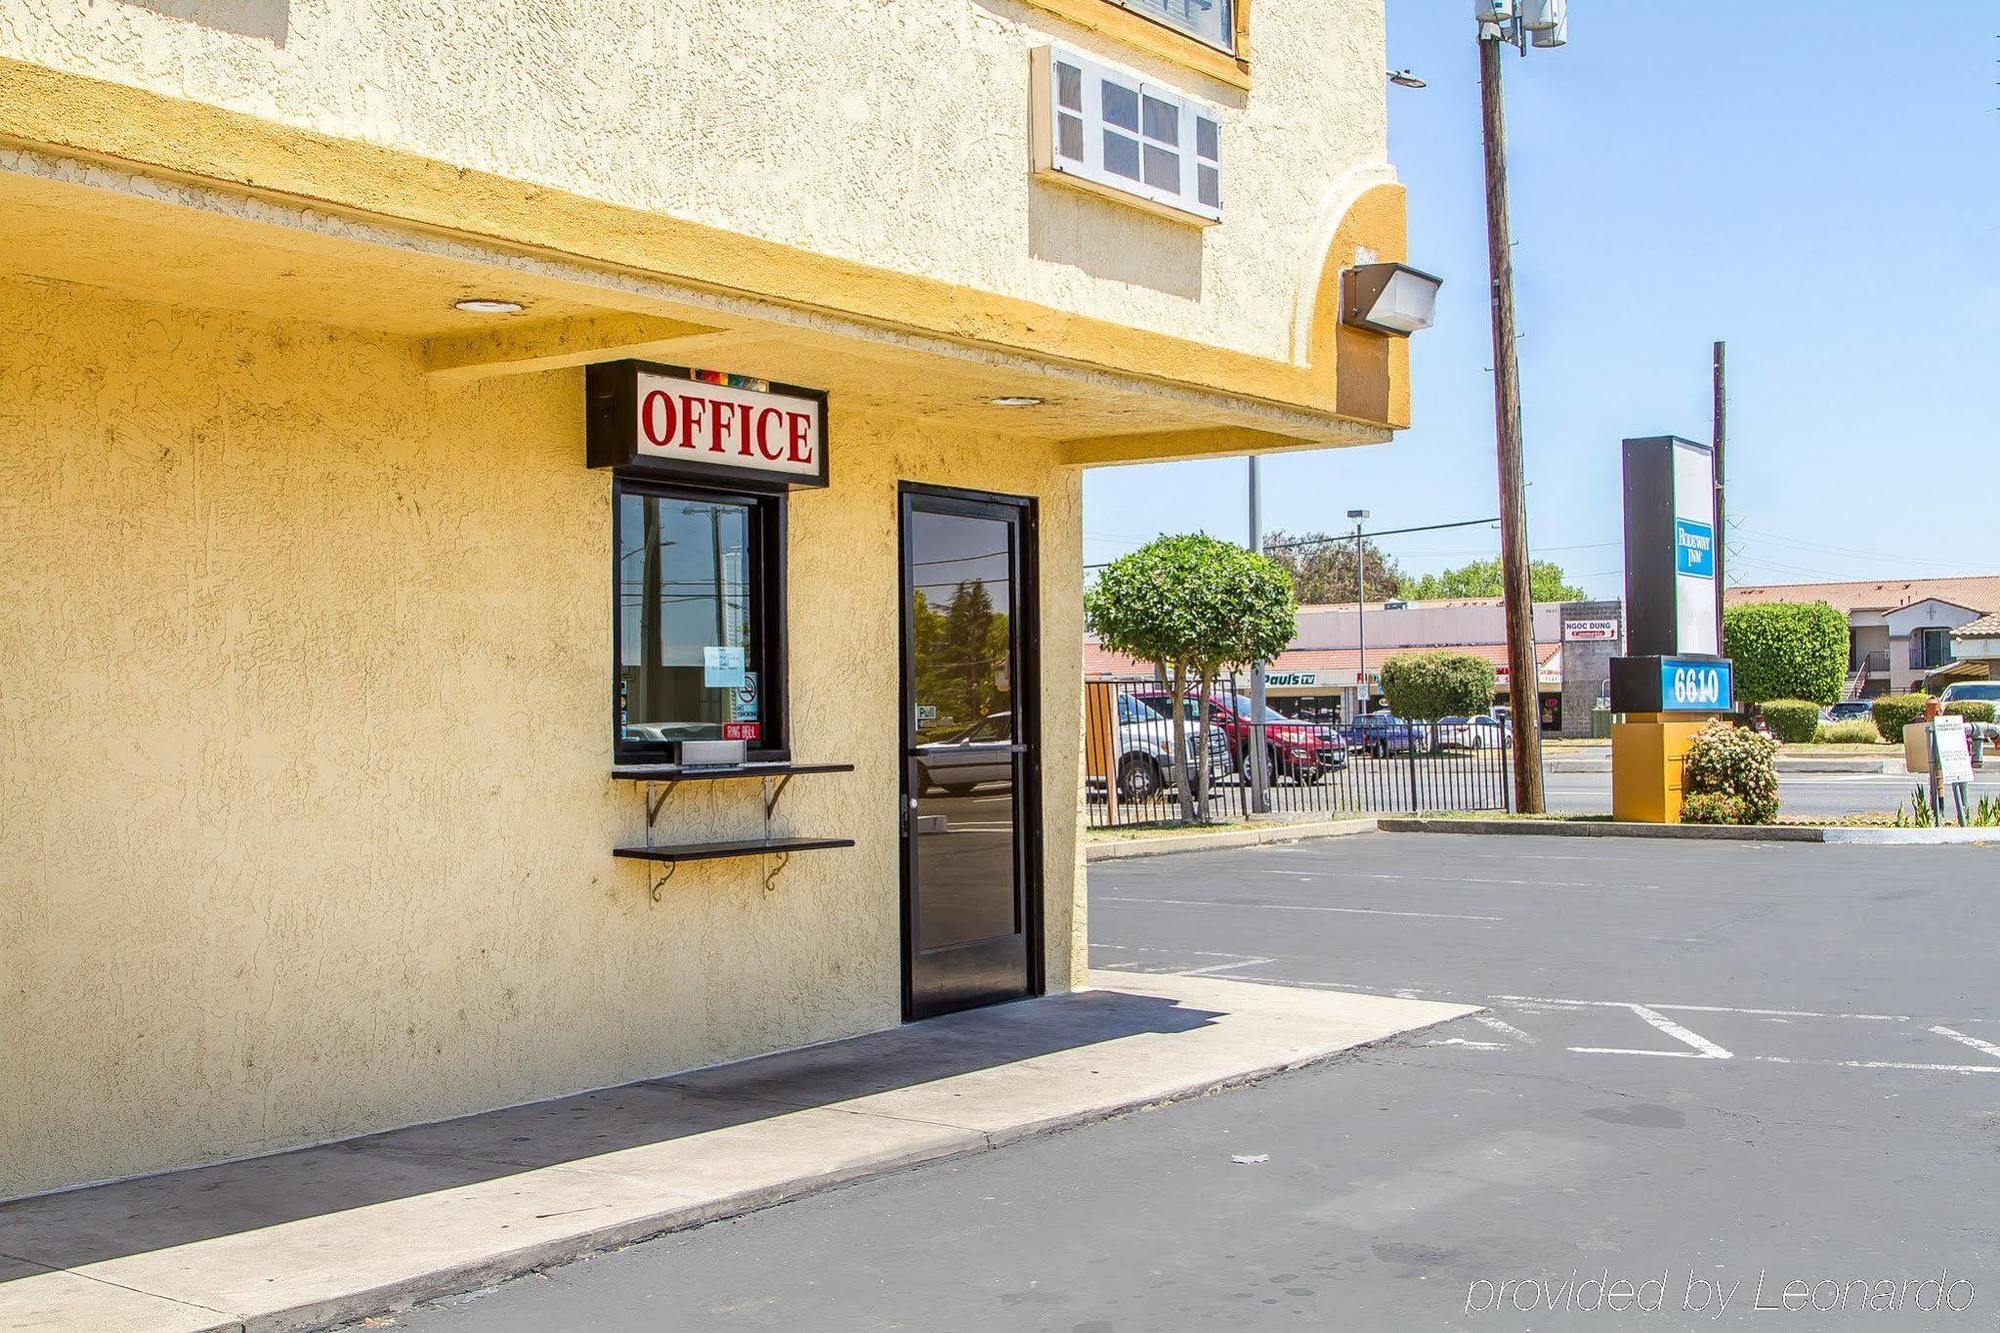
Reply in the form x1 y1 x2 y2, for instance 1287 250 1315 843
1478 24 1545 814
1247 456 1271 813
1347 508 1370 717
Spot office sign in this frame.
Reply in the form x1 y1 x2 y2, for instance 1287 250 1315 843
586 360 830 488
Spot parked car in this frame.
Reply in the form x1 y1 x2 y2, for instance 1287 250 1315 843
1939 682 2000 710
1434 714 1510 750
1133 692 1346 785
1821 700 1874 723
914 712 1015 795
1341 711 1424 757
1099 692 1234 803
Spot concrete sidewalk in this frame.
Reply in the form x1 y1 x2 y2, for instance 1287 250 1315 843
0 974 1474 1333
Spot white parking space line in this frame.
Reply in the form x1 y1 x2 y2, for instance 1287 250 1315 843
1928 1024 2000 1062
1092 947 1998 1074
1099 896 1502 922
1753 1056 2000 1074
1362 874 1667 892
1472 1014 1538 1044
1654 1003 1911 1022
1489 997 1733 1060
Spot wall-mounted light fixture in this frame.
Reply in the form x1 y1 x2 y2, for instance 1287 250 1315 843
1340 263 1443 337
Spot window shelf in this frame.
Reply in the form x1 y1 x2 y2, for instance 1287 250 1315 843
614 762 853 897
610 762 853 782
613 836 856 864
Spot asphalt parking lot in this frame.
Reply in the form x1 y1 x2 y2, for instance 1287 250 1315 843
394 834 1998 1331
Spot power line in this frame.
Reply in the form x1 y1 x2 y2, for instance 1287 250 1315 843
1264 517 1502 551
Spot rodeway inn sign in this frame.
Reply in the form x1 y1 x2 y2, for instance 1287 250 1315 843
586 360 830 488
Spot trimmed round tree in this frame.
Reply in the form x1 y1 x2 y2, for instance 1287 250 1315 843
1721 601 1848 706
1381 650 1498 721
1085 534 1297 822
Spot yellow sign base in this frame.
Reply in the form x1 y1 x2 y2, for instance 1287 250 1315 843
1610 714 1711 823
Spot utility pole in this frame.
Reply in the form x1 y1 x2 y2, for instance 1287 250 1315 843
1478 24 1545 814
1712 341 1727 640
1246 457 1271 813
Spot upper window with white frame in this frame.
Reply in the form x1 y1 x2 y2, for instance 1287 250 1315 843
1108 0 1234 54
1031 46 1222 225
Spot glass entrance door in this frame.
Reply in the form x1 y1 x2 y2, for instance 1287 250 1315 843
899 487 1040 1020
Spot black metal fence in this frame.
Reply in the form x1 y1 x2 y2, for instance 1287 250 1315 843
1083 674 1517 829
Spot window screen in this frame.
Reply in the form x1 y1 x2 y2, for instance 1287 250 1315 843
1038 47 1223 224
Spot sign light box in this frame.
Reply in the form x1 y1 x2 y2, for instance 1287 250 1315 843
1622 436 1720 659
587 360 829 489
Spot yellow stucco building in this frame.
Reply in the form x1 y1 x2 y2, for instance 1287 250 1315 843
0 0 1420 1200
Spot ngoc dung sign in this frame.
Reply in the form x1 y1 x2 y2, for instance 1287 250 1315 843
587 360 829 488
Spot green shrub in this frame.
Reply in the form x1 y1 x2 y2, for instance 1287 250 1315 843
1814 718 1883 744
1681 720 1780 824
1681 792 1748 825
1380 651 1497 721
1871 693 1929 741
1945 701 1996 725
1760 699 1821 744
1721 602 1848 705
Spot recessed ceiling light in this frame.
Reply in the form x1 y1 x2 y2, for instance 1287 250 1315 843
989 396 1044 407
453 298 524 314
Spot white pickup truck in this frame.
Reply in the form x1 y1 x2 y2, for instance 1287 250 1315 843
1104 692 1234 803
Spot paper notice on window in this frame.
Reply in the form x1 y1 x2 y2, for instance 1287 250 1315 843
703 645 746 688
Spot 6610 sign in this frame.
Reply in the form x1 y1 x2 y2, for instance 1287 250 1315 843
1662 659 1733 712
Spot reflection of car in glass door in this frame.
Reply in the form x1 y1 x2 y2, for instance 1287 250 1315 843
915 713 1015 795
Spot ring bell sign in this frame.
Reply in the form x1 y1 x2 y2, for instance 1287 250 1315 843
1610 435 1733 714
586 360 829 488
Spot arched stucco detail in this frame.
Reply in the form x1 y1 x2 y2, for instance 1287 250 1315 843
1287 163 1402 365
1289 171 1413 430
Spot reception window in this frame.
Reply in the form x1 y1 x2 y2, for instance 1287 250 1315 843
614 478 787 761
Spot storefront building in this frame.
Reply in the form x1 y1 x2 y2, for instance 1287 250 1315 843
1 1 1417 1199
1085 596 1587 729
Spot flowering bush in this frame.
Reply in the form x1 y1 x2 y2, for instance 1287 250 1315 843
1680 792 1748 825
1680 721 1779 825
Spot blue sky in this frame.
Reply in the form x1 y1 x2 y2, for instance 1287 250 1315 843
1084 2 2000 598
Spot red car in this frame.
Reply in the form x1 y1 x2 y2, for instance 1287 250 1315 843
1134 692 1346 784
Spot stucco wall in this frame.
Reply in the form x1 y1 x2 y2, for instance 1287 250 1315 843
0 0 1387 365
0 273 1085 1201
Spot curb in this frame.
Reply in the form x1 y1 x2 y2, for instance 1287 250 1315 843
250 990 1471 1333
1547 759 1902 776
1085 818 1379 861
1378 818 1996 846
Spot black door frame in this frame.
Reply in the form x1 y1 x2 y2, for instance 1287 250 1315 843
897 481 1045 1021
